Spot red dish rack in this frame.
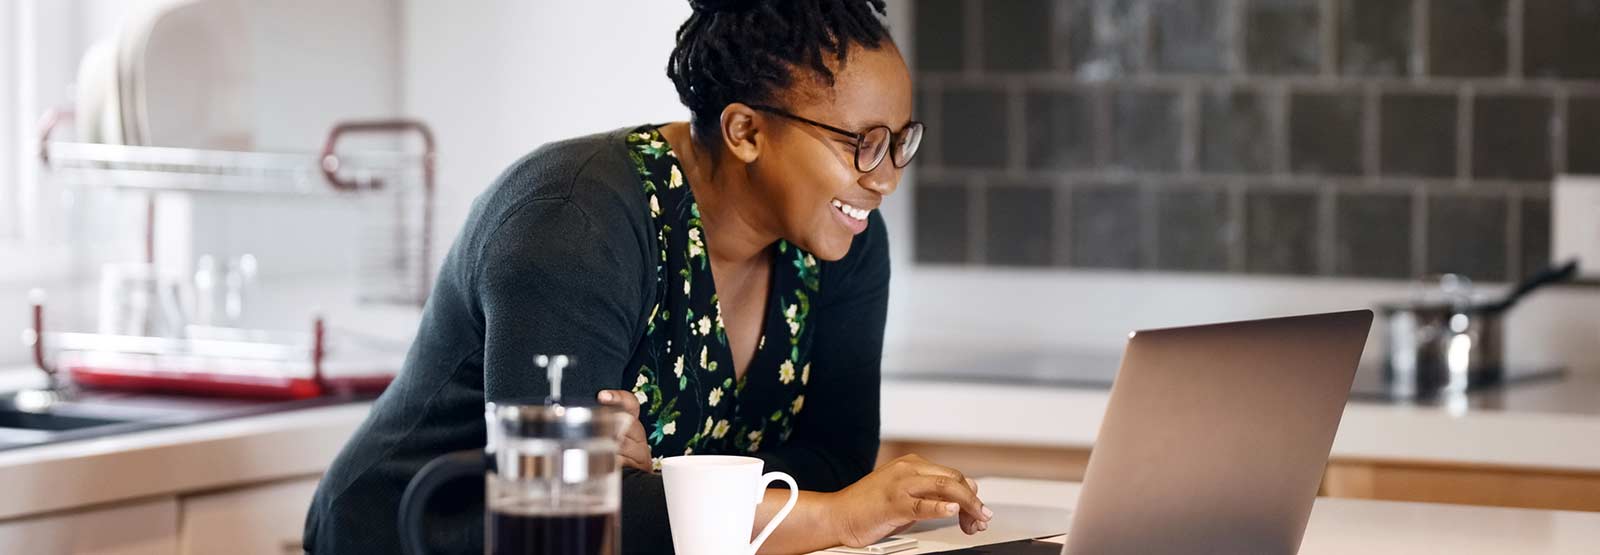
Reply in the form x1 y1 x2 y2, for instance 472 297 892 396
23 114 436 400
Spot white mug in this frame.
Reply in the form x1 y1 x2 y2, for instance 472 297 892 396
661 455 799 555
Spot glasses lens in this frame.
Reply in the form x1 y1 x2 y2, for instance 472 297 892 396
893 123 924 168
857 127 892 172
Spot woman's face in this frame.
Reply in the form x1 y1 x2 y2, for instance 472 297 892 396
743 41 913 262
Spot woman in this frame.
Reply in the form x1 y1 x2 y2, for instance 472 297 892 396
304 1 991 553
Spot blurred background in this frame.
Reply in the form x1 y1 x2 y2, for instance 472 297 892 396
0 0 1597 551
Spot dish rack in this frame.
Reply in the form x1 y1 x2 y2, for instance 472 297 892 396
22 111 436 400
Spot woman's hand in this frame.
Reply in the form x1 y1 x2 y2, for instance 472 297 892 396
823 454 993 547
597 390 653 472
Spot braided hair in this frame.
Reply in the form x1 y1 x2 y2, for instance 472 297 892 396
668 0 892 146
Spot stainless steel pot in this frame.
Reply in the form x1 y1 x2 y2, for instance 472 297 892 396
1377 260 1578 397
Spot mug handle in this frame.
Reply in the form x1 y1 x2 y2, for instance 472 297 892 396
747 471 799 555
398 449 487 555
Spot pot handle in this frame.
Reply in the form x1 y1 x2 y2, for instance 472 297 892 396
1482 259 1580 314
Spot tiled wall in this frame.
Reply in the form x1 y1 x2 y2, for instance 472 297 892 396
910 0 1600 282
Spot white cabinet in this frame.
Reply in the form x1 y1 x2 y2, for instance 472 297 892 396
178 477 320 555
0 497 178 555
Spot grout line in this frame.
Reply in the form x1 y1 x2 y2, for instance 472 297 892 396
911 70 1600 94
1007 79 1027 179
1180 83 1201 176
1507 192 1523 280
1140 182 1160 270
1225 0 1245 74
1507 0 1524 82
1319 186 1339 275
1413 0 1429 80
1458 84 1475 185
910 167 1552 192
924 79 944 171
1320 0 1338 77
967 175 987 264
1229 182 1249 272
1553 90 1568 176
963 0 982 77
1270 81 1291 177
1093 84 1113 168
1055 180 1074 266
1412 185 1429 278
1364 82 1382 182
1132 0 1153 75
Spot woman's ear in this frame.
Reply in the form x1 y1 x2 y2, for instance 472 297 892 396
719 103 762 164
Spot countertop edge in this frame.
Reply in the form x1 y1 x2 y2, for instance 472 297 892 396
880 381 1600 474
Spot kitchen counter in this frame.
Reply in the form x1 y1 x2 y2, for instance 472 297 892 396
0 364 373 520
880 346 1600 473
1 351 1598 521
807 477 1600 554
880 375 1600 473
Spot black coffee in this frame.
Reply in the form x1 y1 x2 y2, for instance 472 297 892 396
488 509 617 555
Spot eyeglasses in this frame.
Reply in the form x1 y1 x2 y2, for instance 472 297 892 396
749 104 924 173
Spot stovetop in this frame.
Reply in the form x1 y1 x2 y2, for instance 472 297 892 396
881 348 1567 405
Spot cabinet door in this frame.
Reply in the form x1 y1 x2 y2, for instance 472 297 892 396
179 477 320 555
0 497 178 554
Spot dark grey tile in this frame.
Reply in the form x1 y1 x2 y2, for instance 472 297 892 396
1111 89 1181 171
1426 194 1507 282
1334 192 1413 278
914 0 965 72
1026 89 1098 170
1521 197 1551 280
1071 0 1144 77
985 186 1055 266
1472 95 1553 181
1428 0 1508 77
1380 92 1457 178
1199 88 1272 173
1149 0 1229 73
1570 96 1600 175
1245 0 1321 75
939 86 1010 169
982 0 1052 72
914 179 969 263
1246 190 1322 275
1071 187 1144 269
1523 0 1600 80
1289 90 1365 175
1338 0 1413 76
1055 0 1098 72
1155 188 1235 272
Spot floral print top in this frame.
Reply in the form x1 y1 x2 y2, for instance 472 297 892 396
624 125 819 470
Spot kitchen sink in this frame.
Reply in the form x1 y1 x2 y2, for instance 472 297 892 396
0 387 373 451
0 410 130 432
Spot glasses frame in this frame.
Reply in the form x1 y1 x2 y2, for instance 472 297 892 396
749 104 923 173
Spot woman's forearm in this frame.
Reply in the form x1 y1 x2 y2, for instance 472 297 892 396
752 489 840 555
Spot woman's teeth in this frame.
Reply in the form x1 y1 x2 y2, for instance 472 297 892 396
832 199 869 221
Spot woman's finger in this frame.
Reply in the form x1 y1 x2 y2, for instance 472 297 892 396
906 474 989 524
597 390 642 418
617 436 652 471
905 496 961 521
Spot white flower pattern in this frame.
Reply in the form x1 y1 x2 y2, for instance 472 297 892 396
625 126 817 461
779 360 796 384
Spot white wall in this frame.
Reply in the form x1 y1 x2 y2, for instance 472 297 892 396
399 0 693 251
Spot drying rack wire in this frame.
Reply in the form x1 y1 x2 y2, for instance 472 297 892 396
22 110 436 399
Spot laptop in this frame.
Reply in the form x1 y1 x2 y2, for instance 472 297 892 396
1070 309 1373 554
949 309 1373 555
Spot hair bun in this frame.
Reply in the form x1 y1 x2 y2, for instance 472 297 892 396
689 0 757 14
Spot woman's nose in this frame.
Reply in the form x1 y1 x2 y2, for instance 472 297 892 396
859 163 900 197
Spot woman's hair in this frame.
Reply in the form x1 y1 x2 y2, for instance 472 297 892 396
668 0 891 145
